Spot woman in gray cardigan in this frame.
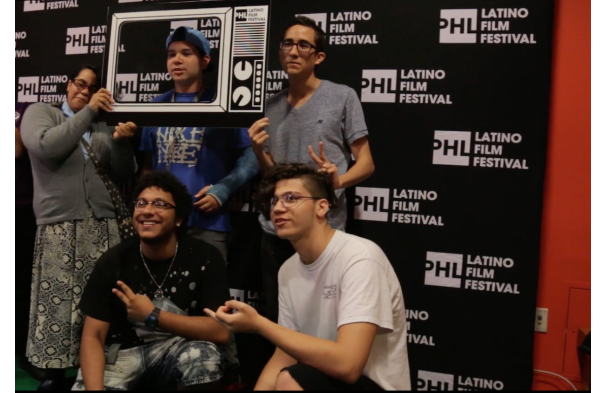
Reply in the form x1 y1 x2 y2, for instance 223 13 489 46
20 65 137 381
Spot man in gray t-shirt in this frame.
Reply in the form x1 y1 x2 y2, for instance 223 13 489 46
259 79 368 234
247 16 375 322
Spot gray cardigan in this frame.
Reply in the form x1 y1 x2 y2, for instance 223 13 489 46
20 103 137 225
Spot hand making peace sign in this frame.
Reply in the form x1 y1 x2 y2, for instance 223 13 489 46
308 141 341 189
112 281 155 323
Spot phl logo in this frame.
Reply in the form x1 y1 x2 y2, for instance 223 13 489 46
229 288 265 312
18 76 68 103
23 1 46 11
353 187 390 222
24 0 79 12
418 370 455 391
235 10 249 22
439 9 478 44
425 252 463 289
361 70 397 103
65 26 109 55
17 77 40 102
296 13 327 32
424 251 520 294
418 370 505 391
433 131 471 166
115 74 138 102
433 130 529 170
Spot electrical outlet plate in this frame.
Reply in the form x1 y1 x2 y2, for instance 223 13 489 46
535 308 548 333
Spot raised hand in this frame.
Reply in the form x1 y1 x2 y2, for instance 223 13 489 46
112 281 155 323
88 88 115 113
247 118 270 154
308 142 340 189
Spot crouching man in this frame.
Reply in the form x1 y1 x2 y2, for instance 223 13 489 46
206 163 410 390
73 172 238 390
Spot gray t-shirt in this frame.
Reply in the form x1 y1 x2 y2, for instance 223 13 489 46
259 80 369 234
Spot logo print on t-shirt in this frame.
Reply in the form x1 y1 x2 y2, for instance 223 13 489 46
323 284 337 299
156 127 205 167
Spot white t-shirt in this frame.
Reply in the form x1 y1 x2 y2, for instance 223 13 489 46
278 231 411 390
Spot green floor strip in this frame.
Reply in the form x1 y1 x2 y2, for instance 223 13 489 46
15 361 39 391
15 359 78 391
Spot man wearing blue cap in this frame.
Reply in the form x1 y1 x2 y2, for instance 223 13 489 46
140 26 259 262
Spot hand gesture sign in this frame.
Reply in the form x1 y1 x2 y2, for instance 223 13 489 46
112 281 155 323
204 300 261 333
308 142 340 189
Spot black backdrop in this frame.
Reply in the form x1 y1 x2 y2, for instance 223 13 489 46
16 0 553 390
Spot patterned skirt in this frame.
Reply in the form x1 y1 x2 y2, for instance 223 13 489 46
26 208 121 369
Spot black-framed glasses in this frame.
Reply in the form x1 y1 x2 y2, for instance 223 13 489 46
270 193 322 209
279 40 317 54
72 78 98 94
134 199 176 211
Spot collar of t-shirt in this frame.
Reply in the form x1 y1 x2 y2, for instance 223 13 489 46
287 79 325 111
142 254 174 265
174 92 198 103
299 230 342 271
62 101 92 160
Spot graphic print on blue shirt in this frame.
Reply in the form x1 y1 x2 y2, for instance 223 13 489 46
156 126 206 168
140 90 252 232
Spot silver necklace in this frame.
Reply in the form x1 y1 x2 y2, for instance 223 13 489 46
139 243 179 299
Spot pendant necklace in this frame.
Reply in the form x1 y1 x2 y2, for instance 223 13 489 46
139 243 179 299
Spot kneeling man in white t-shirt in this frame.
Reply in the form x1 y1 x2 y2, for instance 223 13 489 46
205 163 410 390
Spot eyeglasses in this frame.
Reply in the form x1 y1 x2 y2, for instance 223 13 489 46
134 199 176 211
270 193 321 209
72 78 98 94
279 40 317 54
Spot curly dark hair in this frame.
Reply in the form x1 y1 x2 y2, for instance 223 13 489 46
255 163 337 220
281 15 326 54
131 172 192 233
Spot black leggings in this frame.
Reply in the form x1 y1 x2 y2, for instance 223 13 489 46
282 363 383 391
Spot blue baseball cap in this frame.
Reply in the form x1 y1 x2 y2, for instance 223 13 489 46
166 26 213 72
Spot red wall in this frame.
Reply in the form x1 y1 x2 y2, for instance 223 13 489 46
532 0 591 390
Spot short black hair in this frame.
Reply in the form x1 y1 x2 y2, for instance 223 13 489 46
131 172 192 233
281 16 326 54
255 163 337 219
69 64 98 82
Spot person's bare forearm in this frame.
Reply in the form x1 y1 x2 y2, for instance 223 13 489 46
158 312 230 344
80 335 107 391
15 127 24 158
254 318 362 383
253 149 274 174
337 156 375 189
254 349 297 391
